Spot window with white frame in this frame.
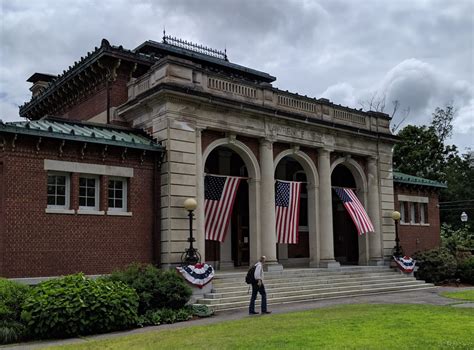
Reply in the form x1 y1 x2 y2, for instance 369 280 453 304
108 177 127 212
400 201 406 223
79 176 99 210
410 202 418 224
47 172 70 209
420 203 428 224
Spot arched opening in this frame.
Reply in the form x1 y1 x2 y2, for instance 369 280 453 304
275 156 309 266
204 146 250 268
331 164 359 265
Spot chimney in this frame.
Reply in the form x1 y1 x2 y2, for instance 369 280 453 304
27 73 57 97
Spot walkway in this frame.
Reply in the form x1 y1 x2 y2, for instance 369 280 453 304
3 286 473 350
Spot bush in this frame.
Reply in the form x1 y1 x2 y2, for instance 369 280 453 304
21 274 139 339
191 304 214 318
175 308 193 322
106 264 192 312
458 256 474 284
156 270 192 310
105 263 164 314
0 278 29 344
441 224 473 255
137 310 162 327
415 248 457 284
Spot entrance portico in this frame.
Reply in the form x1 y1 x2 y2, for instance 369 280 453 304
117 39 397 269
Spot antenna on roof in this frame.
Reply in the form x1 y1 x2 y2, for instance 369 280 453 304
163 27 166 43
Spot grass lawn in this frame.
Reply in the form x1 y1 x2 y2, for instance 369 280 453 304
441 289 474 301
51 304 473 350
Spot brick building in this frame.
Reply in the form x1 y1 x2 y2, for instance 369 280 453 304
0 119 163 278
0 36 445 278
393 172 447 257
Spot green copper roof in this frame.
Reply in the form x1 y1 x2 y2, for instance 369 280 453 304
0 118 163 152
393 171 447 188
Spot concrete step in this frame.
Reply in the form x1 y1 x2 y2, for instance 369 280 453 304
208 278 426 298
202 284 436 312
212 272 404 289
214 266 391 280
200 280 427 304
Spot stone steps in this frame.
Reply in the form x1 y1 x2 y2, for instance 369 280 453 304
196 267 435 312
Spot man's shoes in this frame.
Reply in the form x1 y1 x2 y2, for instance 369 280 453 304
261 311 272 314
249 311 259 315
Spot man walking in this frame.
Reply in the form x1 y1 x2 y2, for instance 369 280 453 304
249 256 271 315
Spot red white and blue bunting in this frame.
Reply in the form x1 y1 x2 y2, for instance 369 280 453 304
393 256 416 273
176 263 215 288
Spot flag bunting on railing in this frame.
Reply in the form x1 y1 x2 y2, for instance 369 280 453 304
176 263 215 288
205 175 242 242
393 256 416 273
334 187 374 235
275 180 302 244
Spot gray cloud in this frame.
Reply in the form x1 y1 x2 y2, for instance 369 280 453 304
0 0 472 150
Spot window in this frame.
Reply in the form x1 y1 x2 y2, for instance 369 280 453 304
410 202 419 224
108 178 127 212
420 203 428 224
79 176 99 210
400 202 406 223
47 172 70 209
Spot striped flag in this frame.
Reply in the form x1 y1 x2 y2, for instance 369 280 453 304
275 180 302 244
334 187 374 235
204 175 241 242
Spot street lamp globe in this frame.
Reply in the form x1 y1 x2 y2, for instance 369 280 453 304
461 211 468 223
391 211 401 221
184 198 197 211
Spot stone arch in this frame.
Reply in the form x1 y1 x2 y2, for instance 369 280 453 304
274 148 320 267
330 157 367 198
274 148 319 188
330 156 369 265
203 138 260 180
201 136 261 265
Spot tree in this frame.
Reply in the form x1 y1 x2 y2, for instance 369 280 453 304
393 104 473 231
393 124 450 182
431 104 455 143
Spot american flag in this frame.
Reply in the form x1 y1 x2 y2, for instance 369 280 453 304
334 187 374 235
275 180 302 244
204 175 242 242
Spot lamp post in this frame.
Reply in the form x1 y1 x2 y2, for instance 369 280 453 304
391 210 403 257
182 198 200 265
461 211 468 224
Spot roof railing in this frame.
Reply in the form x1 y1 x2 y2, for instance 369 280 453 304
162 34 228 61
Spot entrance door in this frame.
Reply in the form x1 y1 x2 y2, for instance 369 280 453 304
332 191 359 264
232 179 249 266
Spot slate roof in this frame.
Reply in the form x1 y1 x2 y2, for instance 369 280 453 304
0 118 163 152
393 171 447 188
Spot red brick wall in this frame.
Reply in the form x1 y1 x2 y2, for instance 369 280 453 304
394 185 441 256
0 134 159 278
62 70 130 121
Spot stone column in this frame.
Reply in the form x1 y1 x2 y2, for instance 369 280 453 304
259 138 282 270
318 148 339 268
367 156 384 265
195 127 206 260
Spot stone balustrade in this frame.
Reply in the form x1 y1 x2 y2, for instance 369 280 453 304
126 57 391 135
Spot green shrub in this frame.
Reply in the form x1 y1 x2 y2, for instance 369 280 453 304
0 278 29 344
105 263 163 314
441 223 473 255
191 304 214 318
106 264 192 312
155 308 177 324
155 270 192 310
137 310 162 327
175 308 192 322
21 274 138 339
457 256 474 284
415 248 457 284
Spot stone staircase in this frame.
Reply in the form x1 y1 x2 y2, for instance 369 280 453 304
196 266 435 312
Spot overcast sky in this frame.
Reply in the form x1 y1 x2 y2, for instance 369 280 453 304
1 0 473 151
